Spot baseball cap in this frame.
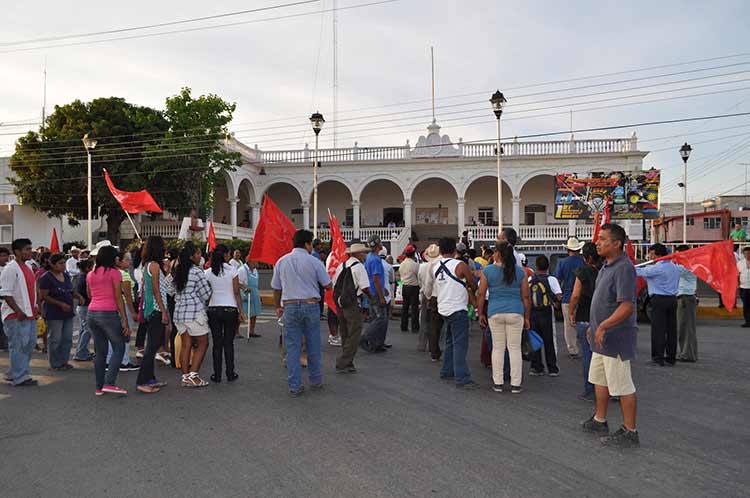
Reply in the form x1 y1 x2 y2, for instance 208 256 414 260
367 234 381 248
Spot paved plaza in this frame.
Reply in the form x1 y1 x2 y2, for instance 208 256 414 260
1 311 748 498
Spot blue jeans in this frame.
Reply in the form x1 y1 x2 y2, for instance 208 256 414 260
283 302 322 391
88 311 125 389
107 306 134 366
74 306 93 360
47 318 73 368
4 318 37 385
363 303 388 348
440 310 472 385
577 322 594 395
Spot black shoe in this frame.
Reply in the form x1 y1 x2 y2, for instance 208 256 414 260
15 378 38 387
310 382 324 391
210 374 221 383
677 357 697 363
456 381 481 390
582 415 609 435
492 384 503 392
347 366 357 373
742 323 750 328
383 343 392 349
359 340 372 352
227 372 239 382
651 359 665 367
528 369 545 376
665 360 675 367
510 385 523 394
373 346 388 353
600 426 640 448
289 385 305 397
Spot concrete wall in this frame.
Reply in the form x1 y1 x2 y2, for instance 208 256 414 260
11 205 107 248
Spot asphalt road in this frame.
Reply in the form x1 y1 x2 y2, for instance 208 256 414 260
1 311 748 498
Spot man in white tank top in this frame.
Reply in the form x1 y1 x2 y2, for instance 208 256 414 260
430 238 479 389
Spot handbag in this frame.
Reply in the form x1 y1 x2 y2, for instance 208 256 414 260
521 329 543 361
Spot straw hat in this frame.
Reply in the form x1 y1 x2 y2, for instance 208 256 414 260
90 240 116 257
565 236 585 252
346 243 370 255
424 243 440 261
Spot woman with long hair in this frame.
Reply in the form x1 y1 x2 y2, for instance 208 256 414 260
569 242 603 401
476 241 530 394
39 253 84 371
173 241 212 387
205 244 246 383
86 245 130 395
135 236 170 394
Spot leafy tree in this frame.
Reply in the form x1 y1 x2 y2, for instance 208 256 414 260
9 88 241 245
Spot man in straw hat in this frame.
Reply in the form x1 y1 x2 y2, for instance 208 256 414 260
332 243 375 374
556 236 586 359
418 244 441 356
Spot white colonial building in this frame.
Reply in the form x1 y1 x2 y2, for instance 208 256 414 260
205 120 648 254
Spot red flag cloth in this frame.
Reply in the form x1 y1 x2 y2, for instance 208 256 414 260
626 239 647 298
324 211 348 314
207 222 217 253
247 194 296 266
657 240 739 311
592 212 602 242
104 169 162 214
50 228 60 253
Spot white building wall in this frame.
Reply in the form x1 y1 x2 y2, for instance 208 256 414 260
464 178 512 225
360 181 403 226
314 181 352 227
11 205 107 248
519 175 561 225
411 179 458 224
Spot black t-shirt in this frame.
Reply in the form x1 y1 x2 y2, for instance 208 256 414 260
575 264 599 322
76 272 92 306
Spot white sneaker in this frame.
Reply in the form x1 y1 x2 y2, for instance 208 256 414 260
328 335 342 347
135 350 144 359
155 352 171 366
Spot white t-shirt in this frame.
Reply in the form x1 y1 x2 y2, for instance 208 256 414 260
66 256 80 277
333 257 370 296
738 259 750 289
381 258 394 304
229 259 242 271
528 273 562 296
205 263 239 307
434 258 468 316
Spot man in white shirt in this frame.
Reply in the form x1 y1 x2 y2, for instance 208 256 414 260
66 247 81 278
0 247 8 351
333 243 374 373
229 250 243 271
417 244 440 353
399 245 420 333
737 246 750 327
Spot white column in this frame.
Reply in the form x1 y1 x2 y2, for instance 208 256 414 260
302 201 310 230
457 197 465 238
511 196 521 231
568 219 577 237
403 199 413 230
229 196 238 238
252 203 261 230
352 200 361 240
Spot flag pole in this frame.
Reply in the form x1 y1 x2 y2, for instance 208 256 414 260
124 210 141 241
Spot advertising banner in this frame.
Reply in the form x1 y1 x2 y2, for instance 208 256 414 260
554 169 660 220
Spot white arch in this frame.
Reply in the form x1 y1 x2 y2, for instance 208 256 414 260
235 174 258 199
259 177 305 204
310 175 355 200
356 174 405 201
460 172 514 199
407 172 459 200
221 171 239 198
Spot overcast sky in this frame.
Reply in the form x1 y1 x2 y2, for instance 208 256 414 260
2 0 749 203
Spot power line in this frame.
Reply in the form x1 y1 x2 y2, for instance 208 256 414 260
0 0 397 54
0 0 319 47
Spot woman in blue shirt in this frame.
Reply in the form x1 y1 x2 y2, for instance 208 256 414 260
476 242 530 394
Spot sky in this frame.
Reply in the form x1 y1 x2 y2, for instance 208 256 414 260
1 0 749 203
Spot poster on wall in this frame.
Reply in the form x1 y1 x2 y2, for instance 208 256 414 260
554 169 660 220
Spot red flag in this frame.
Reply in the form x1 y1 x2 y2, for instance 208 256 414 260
592 205 610 243
324 210 348 313
207 222 217 253
50 228 60 253
104 169 162 214
657 240 739 311
247 194 296 266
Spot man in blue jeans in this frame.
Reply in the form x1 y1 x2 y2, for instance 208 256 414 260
424 238 479 389
272 230 332 397
360 235 389 353
1 238 40 387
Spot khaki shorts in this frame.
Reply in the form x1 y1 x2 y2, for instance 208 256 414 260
588 352 636 396
175 319 210 337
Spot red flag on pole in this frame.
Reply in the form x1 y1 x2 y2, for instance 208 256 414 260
657 240 739 311
247 194 296 266
50 228 60 253
206 222 217 253
324 210 348 313
104 169 162 214
592 204 610 243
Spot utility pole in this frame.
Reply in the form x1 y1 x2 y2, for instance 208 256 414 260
333 0 338 148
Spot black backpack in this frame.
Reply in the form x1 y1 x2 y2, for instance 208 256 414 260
334 261 360 308
530 273 552 311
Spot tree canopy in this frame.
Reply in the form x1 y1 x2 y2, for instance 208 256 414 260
9 87 241 243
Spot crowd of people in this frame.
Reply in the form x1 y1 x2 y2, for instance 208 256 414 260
3 223 727 449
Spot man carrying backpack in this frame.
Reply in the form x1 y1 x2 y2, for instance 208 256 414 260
529 255 562 376
333 243 375 373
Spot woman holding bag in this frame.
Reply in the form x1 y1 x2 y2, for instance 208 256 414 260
476 241 530 394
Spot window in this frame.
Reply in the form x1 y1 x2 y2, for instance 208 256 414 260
0 225 12 244
685 218 694 226
345 208 353 227
732 216 749 227
477 208 493 225
703 217 722 230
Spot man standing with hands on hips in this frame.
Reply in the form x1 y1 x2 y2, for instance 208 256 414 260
581 224 640 448
272 230 332 397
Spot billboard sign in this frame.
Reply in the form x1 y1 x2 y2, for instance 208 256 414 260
554 169 660 220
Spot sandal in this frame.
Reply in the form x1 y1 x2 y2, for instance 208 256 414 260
182 373 209 387
136 384 160 394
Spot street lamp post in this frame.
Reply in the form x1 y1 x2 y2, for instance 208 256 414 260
309 112 325 238
82 133 98 250
679 142 692 244
490 90 507 230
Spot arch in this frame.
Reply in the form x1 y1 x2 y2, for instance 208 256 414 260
237 178 256 228
360 178 405 227
314 175 355 200
461 170 516 198
355 174 405 201
411 177 458 225
259 177 305 203
310 179 353 229
222 170 239 198
519 174 556 226
462 175 513 227
407 172 459 199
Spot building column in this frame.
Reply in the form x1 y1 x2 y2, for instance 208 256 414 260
512 196 521 231
457 197 465 238
352 200 361 240
302 201 310 230
568 219 577 237
403 199 413 231
229 196 239 238
252 203 261 230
